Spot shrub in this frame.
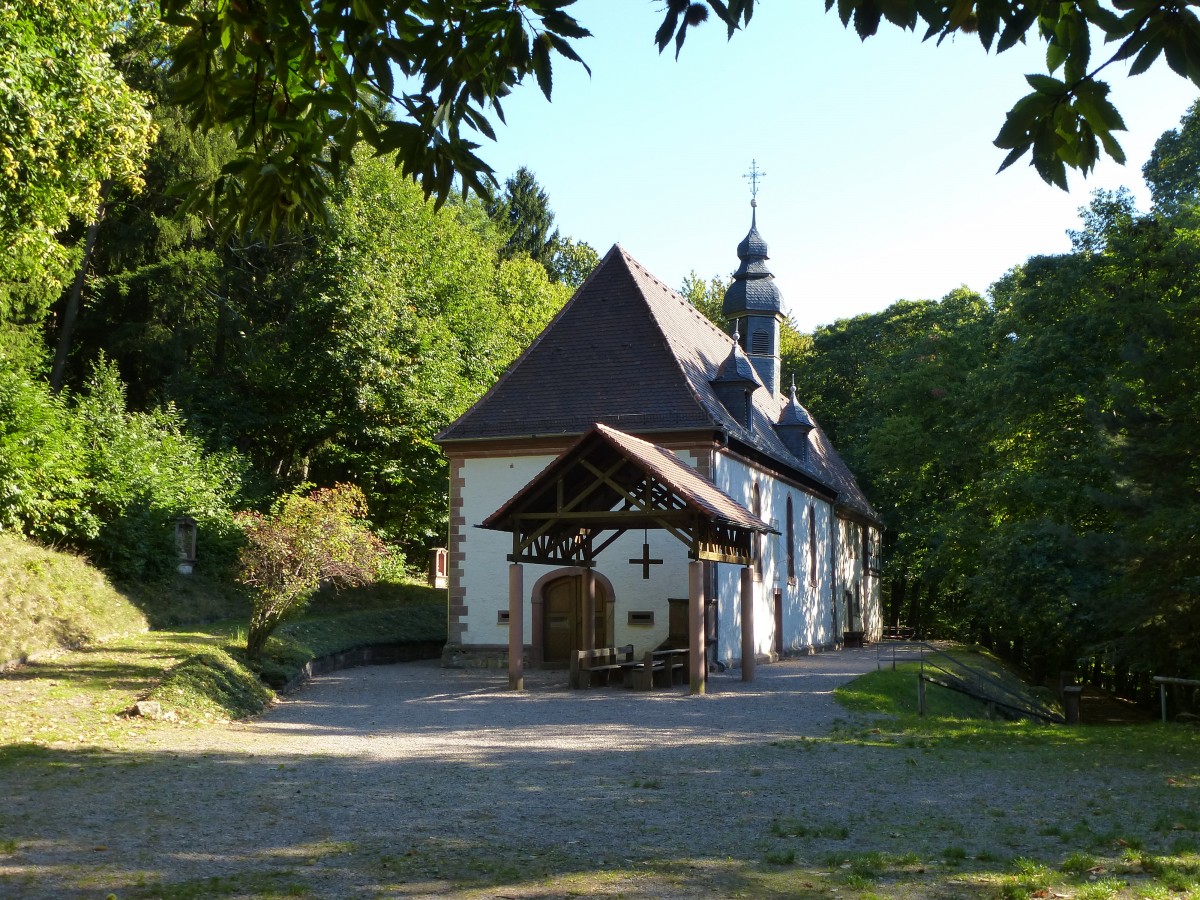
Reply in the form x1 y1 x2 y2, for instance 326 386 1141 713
237 484 386 658
0 352 246 581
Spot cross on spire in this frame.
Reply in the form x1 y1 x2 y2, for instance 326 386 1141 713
743 159 766 204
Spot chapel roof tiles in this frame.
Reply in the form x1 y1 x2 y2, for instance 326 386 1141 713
436 245 878 522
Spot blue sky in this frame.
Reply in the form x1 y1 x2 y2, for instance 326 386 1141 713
474 2 1199 332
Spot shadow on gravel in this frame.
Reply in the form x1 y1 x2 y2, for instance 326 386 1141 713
2 654 1197 899
1 724 1198 898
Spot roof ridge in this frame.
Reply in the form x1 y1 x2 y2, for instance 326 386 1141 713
617 246 734 343
435 245 622 441
608 249 723 428
615 249 743 430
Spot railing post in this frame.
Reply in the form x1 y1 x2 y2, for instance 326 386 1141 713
1161 682 1168 724
917 674 927 715
1063 685 1083 725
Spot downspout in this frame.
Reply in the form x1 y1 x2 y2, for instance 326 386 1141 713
708 433 728 668
829 504 840 647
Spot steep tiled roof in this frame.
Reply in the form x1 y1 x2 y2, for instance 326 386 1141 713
437 245 878 523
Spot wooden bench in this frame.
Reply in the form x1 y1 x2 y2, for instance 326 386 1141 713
629 648 689 691
569 644 635 689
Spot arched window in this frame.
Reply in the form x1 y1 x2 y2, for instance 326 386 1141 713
786 497 796 585
808 502 817 585
752 482 763 581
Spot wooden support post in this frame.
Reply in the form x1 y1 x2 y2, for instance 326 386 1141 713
917 673 927 715
1063 685 1083 725
581 566 596 652
1161 682 1168 724
688 560 706 695
508 563 524 691
740 566 755 682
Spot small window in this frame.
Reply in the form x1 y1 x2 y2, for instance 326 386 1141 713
497 610 510 625
628 610 655 626
751 329 771 354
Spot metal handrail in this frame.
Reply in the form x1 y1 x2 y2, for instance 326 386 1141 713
1152 675 1200 723
877 639 1063 723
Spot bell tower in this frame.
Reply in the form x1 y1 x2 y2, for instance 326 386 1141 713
722 161 784 397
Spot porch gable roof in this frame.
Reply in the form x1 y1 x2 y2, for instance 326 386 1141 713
481 423 775 567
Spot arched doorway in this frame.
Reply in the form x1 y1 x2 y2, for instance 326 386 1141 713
539 572 613 667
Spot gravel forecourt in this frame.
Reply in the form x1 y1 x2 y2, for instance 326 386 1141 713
1 649 1192 898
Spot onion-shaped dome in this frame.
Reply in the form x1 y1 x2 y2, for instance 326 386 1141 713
723 208 783 316
775 377 815 460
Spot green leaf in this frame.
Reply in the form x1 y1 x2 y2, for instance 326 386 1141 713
996 143 1030 173
1130 35 1165 76
854 2 883 39
544 32 592 77
1025 73 1067 96
655 6 682 50
532 33 553 99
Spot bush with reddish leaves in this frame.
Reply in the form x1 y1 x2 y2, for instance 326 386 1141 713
237 484 386 658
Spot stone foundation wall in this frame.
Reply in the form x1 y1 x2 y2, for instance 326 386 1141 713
441 643 531 670
282 641 444 693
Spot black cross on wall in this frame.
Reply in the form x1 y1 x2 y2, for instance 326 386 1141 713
629 542 663 579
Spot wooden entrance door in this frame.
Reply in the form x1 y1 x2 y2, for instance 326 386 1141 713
542 575 609 666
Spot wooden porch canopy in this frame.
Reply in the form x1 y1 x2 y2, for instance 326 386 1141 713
480 423 776 567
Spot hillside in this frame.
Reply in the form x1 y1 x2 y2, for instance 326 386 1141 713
0 533 148 667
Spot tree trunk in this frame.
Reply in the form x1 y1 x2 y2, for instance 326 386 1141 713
50 182 111 393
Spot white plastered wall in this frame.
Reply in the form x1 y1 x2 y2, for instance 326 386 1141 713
457 451 700 655
710 452 836 664
833 516 884 642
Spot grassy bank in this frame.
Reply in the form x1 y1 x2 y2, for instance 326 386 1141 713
0 533 149 666
0 535 447 747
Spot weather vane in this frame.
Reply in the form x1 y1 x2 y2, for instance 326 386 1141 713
743 159 766 205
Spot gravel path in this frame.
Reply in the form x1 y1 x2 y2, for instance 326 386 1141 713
3 650 1191 898
1 651 883 898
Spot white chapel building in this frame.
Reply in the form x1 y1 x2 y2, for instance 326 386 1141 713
436 211 882 682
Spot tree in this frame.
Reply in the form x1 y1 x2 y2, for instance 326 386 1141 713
237 484 385 658
548 237 600 289
489 167 560 267
0 0 156 320
680 271 731 331
161 153 568 551
161 0 590 237
792 290 994 638
157 0 1200 238
663 2 1199 190
46 11 242 397
1143 99 1200 214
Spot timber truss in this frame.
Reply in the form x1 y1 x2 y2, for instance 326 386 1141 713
481 423 773 568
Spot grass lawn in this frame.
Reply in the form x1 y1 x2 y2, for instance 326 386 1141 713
0 579 447 747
